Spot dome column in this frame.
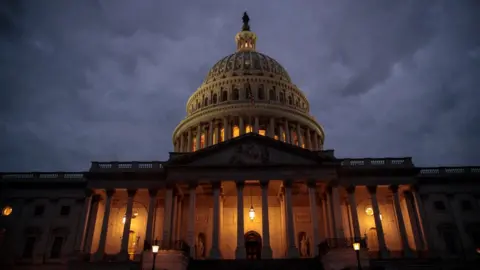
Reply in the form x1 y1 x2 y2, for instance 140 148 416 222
195 124 201 150
297 123 304 147
239 116 245 135
268 118 275 138
254 116 259 133
279 124 285 142
306 128 312 150
187 128 192 152
284 120 291 144
313 133 319 150
179 134 184 152
208 120 214 146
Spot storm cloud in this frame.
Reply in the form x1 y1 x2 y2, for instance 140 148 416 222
1 0 479 171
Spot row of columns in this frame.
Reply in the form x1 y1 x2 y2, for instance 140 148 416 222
174 116 323 152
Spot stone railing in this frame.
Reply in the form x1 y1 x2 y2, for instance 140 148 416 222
340 158 414 167
89 161 165 172
419 167 480 176
1 172 85 180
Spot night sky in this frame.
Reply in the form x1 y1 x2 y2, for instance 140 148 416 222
1 0 479 171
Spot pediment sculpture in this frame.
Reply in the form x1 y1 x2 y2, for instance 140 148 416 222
228 142 269 165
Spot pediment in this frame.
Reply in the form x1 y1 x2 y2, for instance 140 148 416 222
168 134 326 167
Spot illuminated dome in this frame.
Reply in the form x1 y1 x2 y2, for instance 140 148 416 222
172 12 325 152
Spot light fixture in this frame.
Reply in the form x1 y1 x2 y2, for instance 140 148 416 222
353 242 360 251
152 242 160 270
364 206 373 216
249 186 255 221
353 242 362 270
1 206 12 216
379 214 383 221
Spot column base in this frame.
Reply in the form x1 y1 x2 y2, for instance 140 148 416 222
92 251 104 261
287 246 300 258
235 246 246 259
208 246 222 259
403 248 415 258
379 248 390 259
261 246 273 259
117 251 130 261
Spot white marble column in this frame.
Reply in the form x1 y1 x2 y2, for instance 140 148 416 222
84 194 101 254
296 123 304 147
235 181 245 259
239 116 245 135
208 121 214 146
119 189 137 260
187 129 192 152
171 195 179 242
254 117 259 133
367 185 389 258
284 120 291 143
411 186 432 254
187 183 197 258
321 194 331 239
346 186 361 241
94 189 115 260
390 185 413 257
279 125 285 142
176 198 183 241
307 181 320 256
284 180 300 258
330 185 345 239
195 124 201 150
261 180 273 258
209 182 222 259
313 133 319 150
144 189 158 249
162 188 173 247
403 191 424 251
179 134 184 152
75 189 93 254
214 122 220 144
223 116 230 140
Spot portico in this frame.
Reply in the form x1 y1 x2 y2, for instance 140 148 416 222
82 133 424 261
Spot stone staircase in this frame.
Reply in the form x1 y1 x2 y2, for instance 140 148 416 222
187 258 324 270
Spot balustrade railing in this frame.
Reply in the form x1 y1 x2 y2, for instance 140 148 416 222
341 158 413 167
89 161 165 171
419 167 480 176
1 173 84 180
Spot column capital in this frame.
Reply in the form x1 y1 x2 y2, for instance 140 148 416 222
105 189 116 197
367 185 377 194
346 185 356 194
389 185 399 193
260 180 270 188
410 184 420 192
127 189 138 197
306 179 317 188
148 188 159 197
92 194 102 203
212 181 221 190
84 188 94 197
235 180 245 189
283 179 293 188
403 190 413 197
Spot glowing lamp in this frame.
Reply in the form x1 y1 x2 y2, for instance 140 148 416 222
249 206 255 221
152 244 160 254
353 242 360 251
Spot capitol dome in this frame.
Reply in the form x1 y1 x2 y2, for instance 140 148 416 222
172 13 325 152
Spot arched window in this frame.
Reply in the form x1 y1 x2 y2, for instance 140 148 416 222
279 92 285 103
269 89 275 101
221 91 228 102
196 100 201 108
288 96 293 105
245 84 252 99
295 98 300 106
204 97 209 106
190 104 194 113
213 94 218 104
232 88 239 100
258 85 265 100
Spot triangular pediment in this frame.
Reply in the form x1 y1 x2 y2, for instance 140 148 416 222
167 133 333 167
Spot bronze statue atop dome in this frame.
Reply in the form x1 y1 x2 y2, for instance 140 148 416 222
242 12 250 31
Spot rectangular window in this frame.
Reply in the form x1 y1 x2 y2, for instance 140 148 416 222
34 205 45 216
60 205 70 216
22 237 36 258
50 237 63 258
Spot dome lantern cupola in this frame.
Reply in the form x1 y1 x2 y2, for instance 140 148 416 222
235 12 257 52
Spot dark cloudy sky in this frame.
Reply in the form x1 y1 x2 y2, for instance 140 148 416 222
1 0 479 171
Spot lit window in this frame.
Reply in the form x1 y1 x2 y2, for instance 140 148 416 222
246 125 253 133
274 135 279 140
220 128 224 142
192 138 197 151
281 131 286 142
233 126 240 138
259 130 266 136
1 206 12 216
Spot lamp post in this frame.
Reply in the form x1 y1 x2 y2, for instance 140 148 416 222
152 242 160 270
353 242 362 270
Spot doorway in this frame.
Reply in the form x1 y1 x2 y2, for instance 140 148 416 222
245 231 262 259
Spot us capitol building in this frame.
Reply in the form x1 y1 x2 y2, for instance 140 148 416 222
1 13 479 270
